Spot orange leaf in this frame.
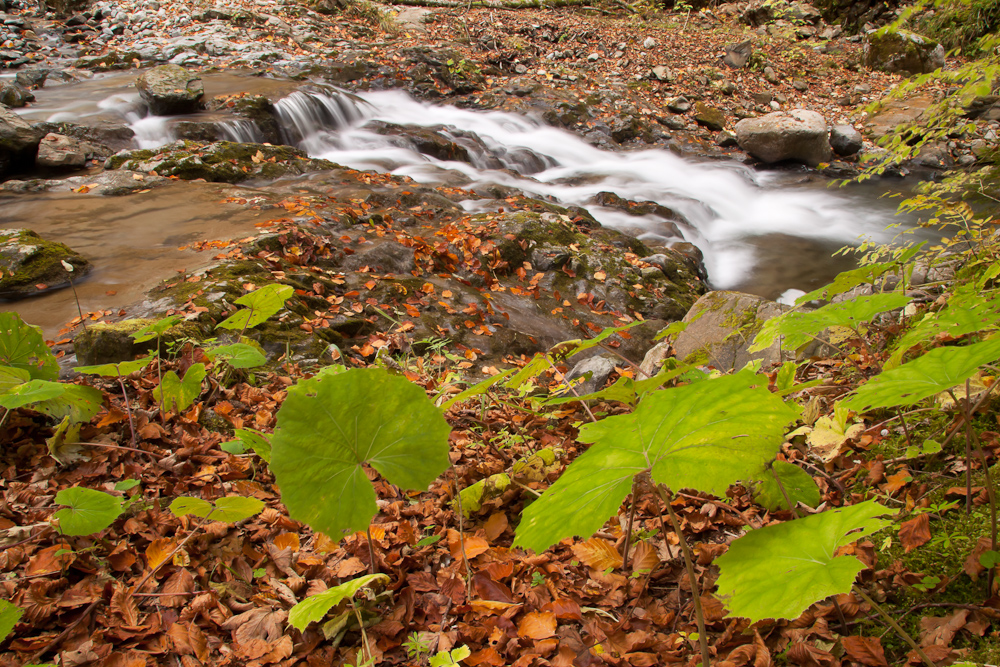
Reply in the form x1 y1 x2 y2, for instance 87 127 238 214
448 529 489 559
484 513 508 542
542 598 583 621
899 514 931 553
146 538 177 570
517 610 557 639
631 541 660 574
571 538 623 571
469 599 520 615
273 533 300 552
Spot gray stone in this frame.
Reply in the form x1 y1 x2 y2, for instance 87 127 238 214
763 66 780 84
863 28 945 76
694 102 726 131
135 64 204 115
717 130 739 147
734 109 831 167
830 124 863 156
792 78 808 92
0 82 33 108
565 355 616 395
723 40 752 69
36 133 88 169
0 104 44 176
640 291 788 375
667 96 691 113
650 66 674 82
341 241 416 275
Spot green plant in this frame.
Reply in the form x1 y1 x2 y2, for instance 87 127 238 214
216 283 294 337
74 357 154 445
52 487 124 536
430 645 471 667
402 631 433 661
0 312 59 381
153 363 206 414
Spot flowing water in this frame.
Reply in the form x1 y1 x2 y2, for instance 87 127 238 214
2 71 916 335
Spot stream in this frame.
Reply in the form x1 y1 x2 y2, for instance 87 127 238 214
2 70 914 336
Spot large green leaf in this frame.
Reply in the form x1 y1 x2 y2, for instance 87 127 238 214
216 284 294 331
751 293 912 353
842 336 1000 413
53 487 123 536
0 379 65 409
0 599 23 641
794 243 924 305
154 363 206 414
207 343 267 369
221 428 272 462
169 496 264 523
32 384 103 423
753 461 821 512
715 500 892 623
271 367 451 539
513 371 800 553
0 366 29 394
74 356 154 377
288 573 389 631
0 312 58 380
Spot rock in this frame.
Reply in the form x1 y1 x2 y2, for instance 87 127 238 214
643 37 656 49
734 109 831 167
792 79 808 92
694 103 726 132
0 82 33 108
829 124 862 156
763 66 780 84
863 28 945 76
723 40 752 69
752 91 773 105
565 355 616 395
650 66 674 82
0 104 44 177
341 241 416 275
717 130 739 147
31 121 135 157
36 133 88 169
15 69 49 89
73 318 202 365
718 80 737 96
135 64 204 115
0 229 90 299
105 141 338 184
639 291 788 375
667 96 691 113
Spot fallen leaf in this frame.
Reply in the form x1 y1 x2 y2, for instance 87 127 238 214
517 610 557 639
842 635 889 667
571 538 623 571
899 514 931 553
919 610 969 647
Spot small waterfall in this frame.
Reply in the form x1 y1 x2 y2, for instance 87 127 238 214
219 119 265 143
272 89 369 150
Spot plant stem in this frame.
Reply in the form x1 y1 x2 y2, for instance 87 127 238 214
350 598 374 665
769 462 801 519
117 372 138 447
68 274 86 332
656 485 710 667
853 586 936 667
544 356 598 423
453 469 474 599
623 481 637 570
0 407 11 432
974 444 998 595
365 525 379 576
132 519 204 595
896 408 912 447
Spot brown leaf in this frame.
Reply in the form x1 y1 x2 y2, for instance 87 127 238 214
899 514 931 553
273 533 300 552
517 610 557 639
221 607 288 645
631 541 660 575
111 584 141 627
146 538 177 570
335 557 367 577
964 536 993 580
842 635 889 667
169 622 210 662
571 538 623 571
753 629 771 667
160 568 194 607
472 572 514 603
484 512 508 542
542 598 583 621
448 529 489 560
919 610 969 647
786 641 837 667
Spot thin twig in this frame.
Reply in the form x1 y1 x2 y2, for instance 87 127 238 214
853 586 937 667
28 599 102 663
453 469 474 599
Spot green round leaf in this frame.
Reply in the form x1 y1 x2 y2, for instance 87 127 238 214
0 365 30 394
715 500 892 623
754 461 821 512
209 343 266 369
0 312 58 380
209 496 264 523
53 487 124 536
169 497 213 519
32 384 104 423
0 379 65 410
272 367 451 539
216 284 294 331
131 315 183 343
288 573 389 631
75 356 154 377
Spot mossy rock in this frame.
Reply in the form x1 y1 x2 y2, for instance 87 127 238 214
73 51 145 71
0 229 89 299
863 28 945 76
104 140 340 184
73 318 205 366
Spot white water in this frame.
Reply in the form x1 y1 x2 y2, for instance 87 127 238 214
88 85 902 291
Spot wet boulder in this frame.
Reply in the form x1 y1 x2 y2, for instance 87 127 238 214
830 124 863 156
734 109 831 167
640 291 787 375
694 103 726 132
863 28 944 76
0 82 33 108
0 104 44 177
32 121 136 157
136 64 205 115
36 133 89 169
0 229 90 299
105 141 339 184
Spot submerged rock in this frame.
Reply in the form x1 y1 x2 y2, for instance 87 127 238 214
105 140 339 183
734 109 831 167
136 64 205 115
863 28 945 76
0 229 90 299
0 81 34 108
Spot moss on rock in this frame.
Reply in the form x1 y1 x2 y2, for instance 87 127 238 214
73 318 205 365
0 229 89 299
